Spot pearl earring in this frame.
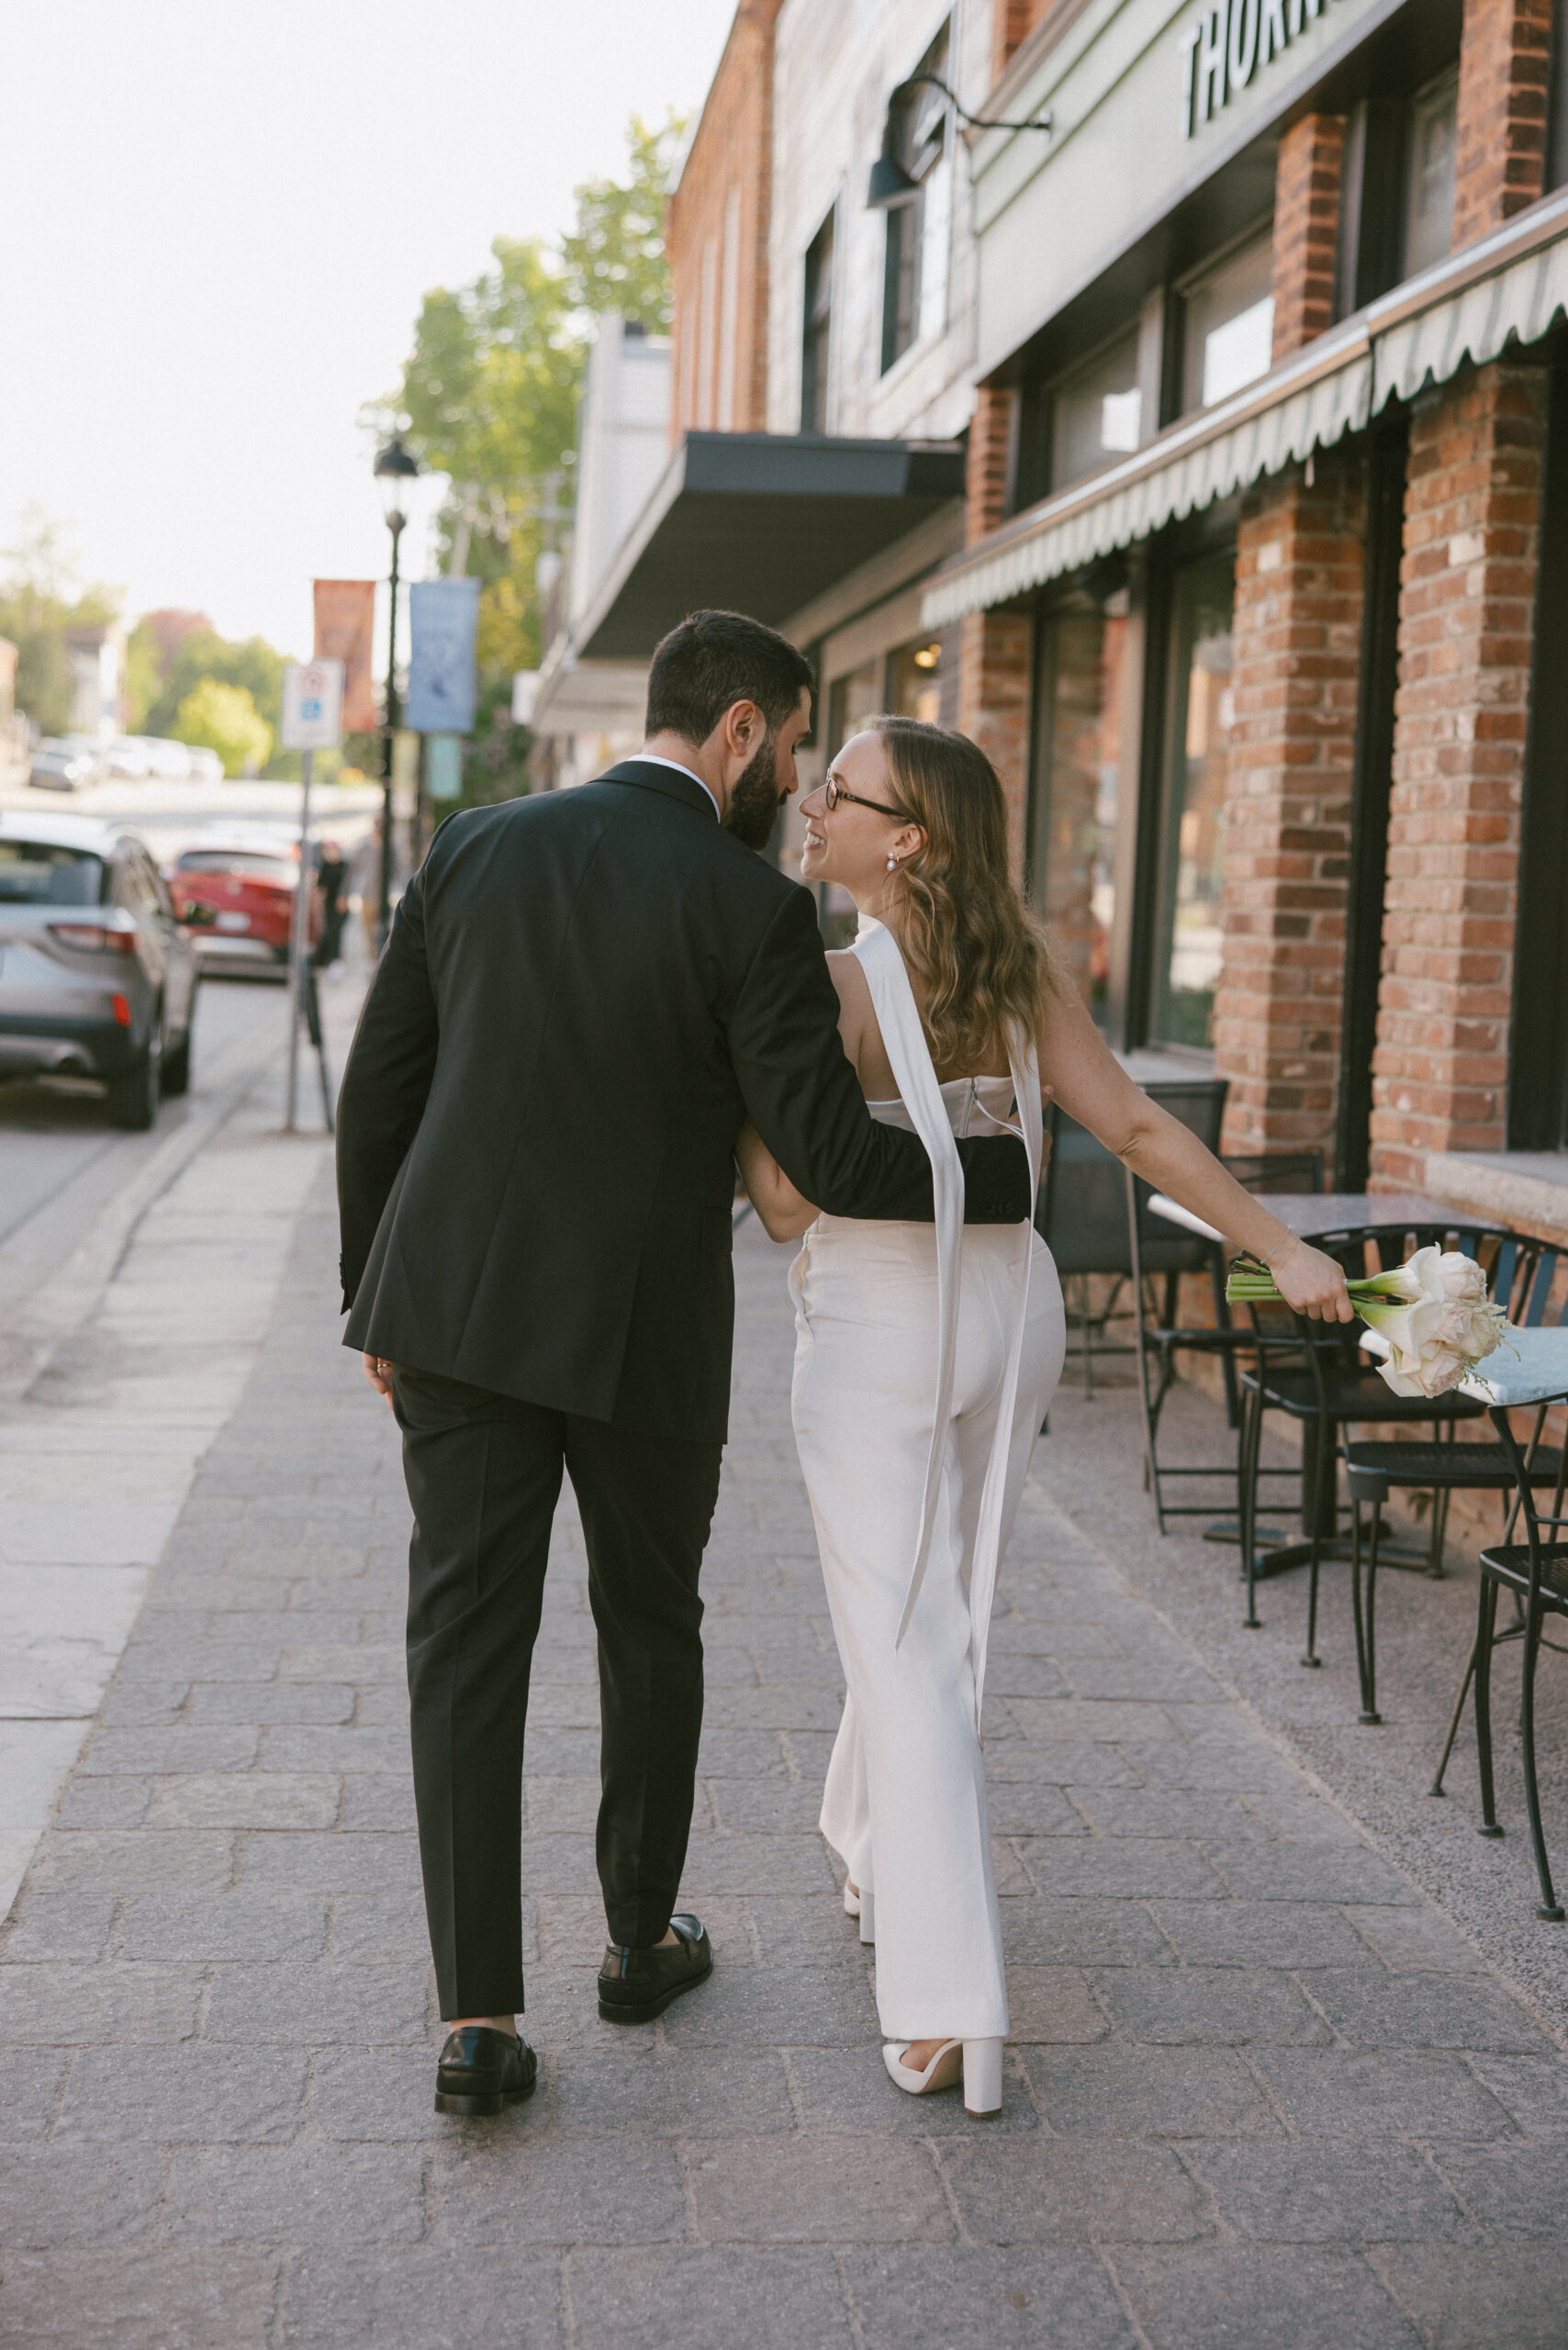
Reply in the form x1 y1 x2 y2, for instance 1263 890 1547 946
886 852 898 872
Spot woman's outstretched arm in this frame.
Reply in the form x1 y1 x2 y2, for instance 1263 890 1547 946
1038 986 1353 1322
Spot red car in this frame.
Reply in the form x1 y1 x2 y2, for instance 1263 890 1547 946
171 842 320 978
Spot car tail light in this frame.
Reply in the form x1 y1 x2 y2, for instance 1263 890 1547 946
111 992 132 1026
49 910 140 956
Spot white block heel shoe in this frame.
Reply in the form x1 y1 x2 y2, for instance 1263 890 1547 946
856 1885 875 1944
882 2037 1003 2117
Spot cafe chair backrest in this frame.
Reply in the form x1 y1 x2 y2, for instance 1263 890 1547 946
1041 1078 1227 1280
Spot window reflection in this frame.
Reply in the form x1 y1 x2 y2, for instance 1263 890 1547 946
1182 229 1275 412
1052 325 1143 492
1031 596 1126 1025
1154 552 1235 1049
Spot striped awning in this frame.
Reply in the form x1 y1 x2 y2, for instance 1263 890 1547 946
924 186 1568 630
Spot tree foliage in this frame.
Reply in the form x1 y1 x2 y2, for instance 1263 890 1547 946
0 507 121 737
560 115 685 331
172 679 272 777
370 114 682 760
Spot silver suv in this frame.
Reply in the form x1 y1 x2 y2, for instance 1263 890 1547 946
0 811 199 1129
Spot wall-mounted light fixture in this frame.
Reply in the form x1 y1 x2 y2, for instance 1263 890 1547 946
866 74 1053 210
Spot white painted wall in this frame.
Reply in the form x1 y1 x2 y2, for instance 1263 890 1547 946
567 316 674 626
767 0 991 446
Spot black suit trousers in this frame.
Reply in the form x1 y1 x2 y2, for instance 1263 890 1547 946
392 1366 722 2018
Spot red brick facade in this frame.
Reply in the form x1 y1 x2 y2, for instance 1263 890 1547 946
666 0 779 439
1450 0 1553 252
1270 115 1344 363
1369 362 1547 1184
1214 461 1366 1156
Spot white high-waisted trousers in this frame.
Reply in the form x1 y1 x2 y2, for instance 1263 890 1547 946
790 1211 1066 2041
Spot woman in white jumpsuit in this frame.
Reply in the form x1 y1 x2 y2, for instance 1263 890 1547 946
736 718 1351 2117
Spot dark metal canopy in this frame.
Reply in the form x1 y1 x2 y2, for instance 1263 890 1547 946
575 431 966 661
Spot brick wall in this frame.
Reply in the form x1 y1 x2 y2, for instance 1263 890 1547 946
1451 0 1552 252
1213 457 1366 1156
1369 362 1547 1185
958 387 1031 873
665 0 779 438
958 609 1033 876
991 0 1072 81
1271 114 1344 363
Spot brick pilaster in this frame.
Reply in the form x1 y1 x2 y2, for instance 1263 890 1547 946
966 386 1015 541
1213 459 1365 1155
1369 362 1546 1186
1271 114 1345 362
1451 0 1552 252
958 609 1033 880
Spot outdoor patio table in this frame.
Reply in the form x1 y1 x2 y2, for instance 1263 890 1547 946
1145 1190 1517 1572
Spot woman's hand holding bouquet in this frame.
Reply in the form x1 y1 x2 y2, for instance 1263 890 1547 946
1226 1241 1510 1399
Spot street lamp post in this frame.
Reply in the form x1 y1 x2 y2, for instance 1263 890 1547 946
373 435 420 948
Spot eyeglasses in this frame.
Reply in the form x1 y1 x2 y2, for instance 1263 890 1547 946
823 773 910 822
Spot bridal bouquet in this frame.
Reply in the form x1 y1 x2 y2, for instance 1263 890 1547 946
1226 1243 1511 1399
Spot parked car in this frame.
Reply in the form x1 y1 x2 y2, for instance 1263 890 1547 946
170 839 319 977
0 811 198 1128
185 746 224 786
103 737 153 780
139 737 194 782
28 742 98 793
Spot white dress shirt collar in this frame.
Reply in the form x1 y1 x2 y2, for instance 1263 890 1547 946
633 752 722 824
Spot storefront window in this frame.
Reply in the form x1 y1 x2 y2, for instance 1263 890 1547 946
886 632 955 728
1182 229 1275 412
1153 552 1234 1050
1052 325 1143 491
1030 596 1127 1026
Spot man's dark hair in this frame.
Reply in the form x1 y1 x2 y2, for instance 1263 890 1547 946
645 610 814 745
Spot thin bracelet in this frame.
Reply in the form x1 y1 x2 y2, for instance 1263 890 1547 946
1261 1231 1294 1270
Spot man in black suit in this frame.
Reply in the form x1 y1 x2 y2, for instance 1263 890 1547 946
336 609 1031 2117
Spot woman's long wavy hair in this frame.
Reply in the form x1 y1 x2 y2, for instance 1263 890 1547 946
870 714 1062 1073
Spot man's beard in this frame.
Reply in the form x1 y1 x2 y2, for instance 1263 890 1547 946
722 731 785 852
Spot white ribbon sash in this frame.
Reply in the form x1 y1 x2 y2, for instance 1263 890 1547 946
852 926 1041 1727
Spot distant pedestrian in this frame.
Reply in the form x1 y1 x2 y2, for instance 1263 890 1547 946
313 838 347 969
334 609 1035 2120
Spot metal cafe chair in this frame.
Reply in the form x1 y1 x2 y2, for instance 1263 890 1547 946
1347 1247 1562 1724
1038 1080 1228 1401
1237 1220 1520 1660
1127 1147 1324 1535
1428 1327 1568 1922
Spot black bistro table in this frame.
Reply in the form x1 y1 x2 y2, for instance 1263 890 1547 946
1146 1190 1515 1575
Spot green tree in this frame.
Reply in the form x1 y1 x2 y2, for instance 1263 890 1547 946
368 114 682 743
0 507 121 737
172 679 272 777
560 114 685 330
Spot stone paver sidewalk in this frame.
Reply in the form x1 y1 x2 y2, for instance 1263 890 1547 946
4 1186 1568 2346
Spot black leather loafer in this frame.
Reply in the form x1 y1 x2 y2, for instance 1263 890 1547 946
433 2025 538 2116
598 1913 713 2024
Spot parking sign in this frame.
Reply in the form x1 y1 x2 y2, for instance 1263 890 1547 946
280 659 345 751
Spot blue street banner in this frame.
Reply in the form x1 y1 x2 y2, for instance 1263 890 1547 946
405 577 482 734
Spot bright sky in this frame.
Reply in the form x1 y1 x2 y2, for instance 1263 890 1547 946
0 0 734 656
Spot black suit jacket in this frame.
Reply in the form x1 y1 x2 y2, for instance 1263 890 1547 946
337 758 1031 1441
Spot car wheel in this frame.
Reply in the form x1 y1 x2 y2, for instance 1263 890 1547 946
161 1020 193 1097
107 1023 163 1131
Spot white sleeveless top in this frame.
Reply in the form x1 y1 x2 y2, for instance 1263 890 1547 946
851 923 1043 1726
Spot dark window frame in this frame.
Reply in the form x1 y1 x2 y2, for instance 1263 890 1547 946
1509 357 1568 1150
1337 411 1409 1191
879 27 951 376
801 209 835 434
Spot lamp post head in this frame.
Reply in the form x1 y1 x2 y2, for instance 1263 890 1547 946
866 107 920 211
374 434 420 530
